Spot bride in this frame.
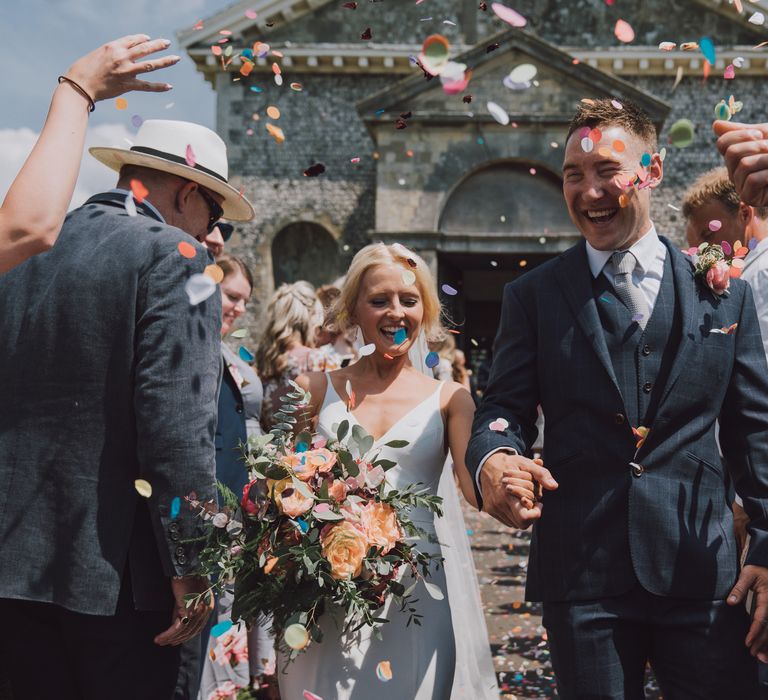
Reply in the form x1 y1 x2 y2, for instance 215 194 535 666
279 243 499 699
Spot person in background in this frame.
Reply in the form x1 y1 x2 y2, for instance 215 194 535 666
315 284 356 369
204 222 234 260
0 34 178 274
452 347 472 391
256 281 326 431
197 255 278 700
428 334 456 382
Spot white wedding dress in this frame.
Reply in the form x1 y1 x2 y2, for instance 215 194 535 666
278 373 499 700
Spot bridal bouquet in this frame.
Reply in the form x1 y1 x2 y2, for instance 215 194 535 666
186 381 444 662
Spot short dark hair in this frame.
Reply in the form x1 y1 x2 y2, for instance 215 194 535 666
567 98 658 151
682 166 768 220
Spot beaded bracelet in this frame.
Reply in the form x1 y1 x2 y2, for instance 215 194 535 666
57 75 95 113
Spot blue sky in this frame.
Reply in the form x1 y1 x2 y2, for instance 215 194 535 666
0 0 235 203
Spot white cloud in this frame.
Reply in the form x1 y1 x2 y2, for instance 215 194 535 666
0 122 133 211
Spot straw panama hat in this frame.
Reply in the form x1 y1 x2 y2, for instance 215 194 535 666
89 119 255 221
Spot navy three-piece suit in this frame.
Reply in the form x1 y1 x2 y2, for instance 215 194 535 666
467 236 768 698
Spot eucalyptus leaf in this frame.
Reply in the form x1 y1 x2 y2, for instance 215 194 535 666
337 420 349 441
312 509 344 521
384 439 409 448
373 459 397 471
351 424 368 443
359 435 374 455
291 477 315 501
423 580 444 600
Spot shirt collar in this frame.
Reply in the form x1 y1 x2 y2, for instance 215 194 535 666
585 223 661 278
108 188 166 223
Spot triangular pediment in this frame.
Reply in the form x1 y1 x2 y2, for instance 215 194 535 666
357 28 670 128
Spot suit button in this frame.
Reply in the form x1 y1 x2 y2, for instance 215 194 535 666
168 522 179 533
643 381 653 393
176 554 187 565
175 546 185 556
631 462 645 477
642 345 651 356
614 413 625 425
236 405 244 414
170 532 180 542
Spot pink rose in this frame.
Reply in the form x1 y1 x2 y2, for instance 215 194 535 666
359 501 402 554
307 448 337 473
282 453 317 482
269 478 313 518
327 478 349 502
320 520 368 579
706 260 730 296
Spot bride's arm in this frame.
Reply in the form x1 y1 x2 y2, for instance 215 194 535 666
294 372 327 435
445 384 481 509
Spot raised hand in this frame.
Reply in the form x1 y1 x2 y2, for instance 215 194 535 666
713 120 768 208
154 575 214 646
728 564 768 662
480 452 558 529
64 34 180 102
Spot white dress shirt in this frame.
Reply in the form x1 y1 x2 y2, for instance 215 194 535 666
475 223 667 494
740 236 768 359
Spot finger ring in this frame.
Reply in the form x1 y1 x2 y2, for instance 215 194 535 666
181 616 190 625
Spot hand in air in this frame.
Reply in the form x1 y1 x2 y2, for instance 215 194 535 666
480 453 558 530
713 121 768 208
65 34 180 102
728 564 768 662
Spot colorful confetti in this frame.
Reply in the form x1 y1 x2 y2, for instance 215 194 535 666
441 284 458 295
489 418 509 432
178 241 197 259
185 144 196 168
239 346 255 362
130 179 148 204
170 496 181 519
402 269 416 285
134 479 152 498
394 328 408 344
267 105 281 120
668 119 695 148
115 97 128 110
185 274 217 305
376 660 393 682
487 101 510 125
425 351 440 368
359 343 376 356
211 620 234 638
124 192 137 217
285 624 310 650
614 19 635 43
491 2 527 27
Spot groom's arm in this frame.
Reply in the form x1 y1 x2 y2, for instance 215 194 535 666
719 282 768 567
466 281 541 508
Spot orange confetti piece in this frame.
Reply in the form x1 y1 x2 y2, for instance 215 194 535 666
614 19 635 43
703 61 711 80
619 193 629 208
240 61 254 77
598 146 613 158
193 19 204 30
130 179 149 203
730 266 742 278
588 127 602 143
178 241 197 259
115 98 128 110
612 140 625 152
290 82 303 91
272 62 282 75
266 123 285 144
205 264 224 283
266 106 281 119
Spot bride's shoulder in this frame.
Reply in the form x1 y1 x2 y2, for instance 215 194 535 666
294 371 328 407
440 380 475 413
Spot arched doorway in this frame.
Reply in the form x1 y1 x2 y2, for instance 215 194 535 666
271 222 342 288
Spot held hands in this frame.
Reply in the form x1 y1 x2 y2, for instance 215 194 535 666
65 34 180 102
728 564 768 663
480 453 558 529
154 575 214 646
713 121 768 208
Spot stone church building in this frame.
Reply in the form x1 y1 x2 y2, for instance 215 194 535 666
179 0 768 364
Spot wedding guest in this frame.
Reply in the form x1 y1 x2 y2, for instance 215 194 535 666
428 334 457 382
452 347 472 391
256 281 326 430
0 34 178 274
197 254 279 700
315 284 356 369
204 222 234 260
0 118 255 700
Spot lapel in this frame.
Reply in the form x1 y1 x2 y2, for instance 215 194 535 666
221 342 245 399
553 240 621 395
654 237 698 411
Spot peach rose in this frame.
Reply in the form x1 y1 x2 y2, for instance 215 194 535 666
269 478 313 518
359 502 402 554
282 453 317 482
706 260 731 296
307 448 337 473
320 521 368 580
327 478 348 503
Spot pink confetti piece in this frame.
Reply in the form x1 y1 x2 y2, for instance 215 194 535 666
350 157 361 163
245 8 258 19
185 144 196 168
303 692 323 700
489 418 509 432
724 64 735 79
491 2 527 27
708 219 722 232
614 19 635 43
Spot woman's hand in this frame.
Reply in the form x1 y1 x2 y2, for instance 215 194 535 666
64 34 179 101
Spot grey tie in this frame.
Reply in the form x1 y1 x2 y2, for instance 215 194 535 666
610 251 649 329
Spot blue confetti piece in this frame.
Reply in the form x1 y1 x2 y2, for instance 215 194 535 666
170 496 181 520
239 346 255 362
640 152 651 167
394 328 407 344
296 441 309 453
631 313 645 323
211 620 233 638
700 36 716 66
466 529 474 536
441 284 458 295
425 351 440 368
599 295 614 304
296 517 309 533
477 137 485 145
131 114 143 128
749 238 758 250
249 86 263 93
375 108 385 116
241 49 254 60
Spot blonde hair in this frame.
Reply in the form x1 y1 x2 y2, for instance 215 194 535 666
255 281 320 382
328 243 445 342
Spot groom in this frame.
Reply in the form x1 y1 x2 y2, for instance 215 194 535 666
466 98 768 698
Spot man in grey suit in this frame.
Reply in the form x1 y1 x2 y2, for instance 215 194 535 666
0 119 254 699
467 99 768 698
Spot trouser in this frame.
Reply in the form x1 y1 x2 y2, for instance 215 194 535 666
543 584 759 700
0 576 179 700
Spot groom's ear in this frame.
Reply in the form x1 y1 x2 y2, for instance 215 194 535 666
647 151 664 189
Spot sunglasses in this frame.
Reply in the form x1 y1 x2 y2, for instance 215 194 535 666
197 187 224 234
217 222 234 242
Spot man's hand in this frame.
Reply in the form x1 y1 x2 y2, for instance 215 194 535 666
728 564 768 662
154 575 214 646
713 120 768 208
733 502 750 558
479 452 558 529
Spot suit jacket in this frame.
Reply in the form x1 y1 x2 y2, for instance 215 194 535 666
466 237 768 602
216 342 263 497
0 193 221 615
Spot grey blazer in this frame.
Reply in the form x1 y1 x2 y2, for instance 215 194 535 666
466 237 768 602
0 193 221 615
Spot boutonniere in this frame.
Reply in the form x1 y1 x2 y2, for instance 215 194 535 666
683 241 749 299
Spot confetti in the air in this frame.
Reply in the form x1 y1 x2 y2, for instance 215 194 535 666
239 346 255 362
185 274 217 305
185 144 196 168
115 97 128 110
394 328 408 344
359 343 376 357
376 661 393 682
491 3 527 27
134 479 152 498
211 620 234 638
170 496 181 519
402 269 416 285
487 101 510 125
124 192 137 217
425 351 440 368
489 418 509 432
178 241 197 259
614 19 635 43
441 284 458 295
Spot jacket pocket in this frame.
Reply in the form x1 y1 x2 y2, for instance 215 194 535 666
684 450 723 477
